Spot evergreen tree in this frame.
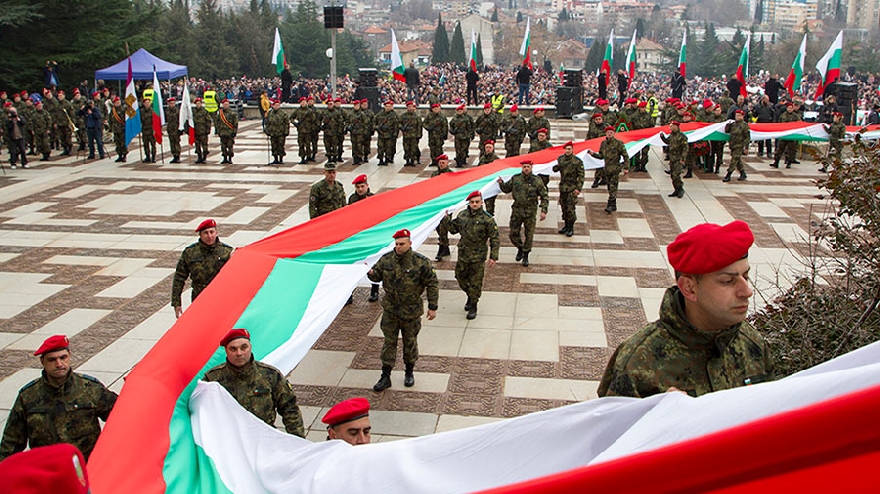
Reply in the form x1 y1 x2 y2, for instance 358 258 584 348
476 34 483 66
558 8 569 22
696 22 722 78
432 12 449 63
516 11 523 23
491 7 499 22
283 0 331 78
156 0 194 69
450 22 466 64
585 35 605 72
193 0 238 80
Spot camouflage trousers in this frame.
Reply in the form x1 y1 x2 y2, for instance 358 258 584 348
484 197 496 216
454 137 470 164
142 133 156 159
309 131 320 157
455 260 486 303
436 216 449 247
829 141 843 160
685 146 697 174
605 165 621 200
380 311 421 367
505 136 523 157
297 130 311 158
670 156 684 191
727 146 745 174
509 207 538 252
355 132 371 159
377 136 396 161
168 132 181 157
428 135 445 160
775 140 798 163
219 135 235 158
56 125 72 150
711 141 725 168
559 190 579 224
34 130 50 155
403 137 421 161
270 134 287 157
638 145 649 167
195 134 209 158
76 127 86 148
323 133 342 158
113 131 126 158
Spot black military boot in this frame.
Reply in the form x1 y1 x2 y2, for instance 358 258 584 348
515 247 523 262
605 198 617 213
466 301 478 320
521 251 530 267
566 222 574 237
373 366 392 392
676 188 685 198
714 162 720 173
435 245 448 261
723 171 732 182
738 171 747 181
464 298 473 311
558 225 568 235
404 364 415 387
770 158 779 168
368 284 380 303
299 158 307 164
41 153 50 161
171 155 180 164
785 160 792 169
683 169 693 178
668 189 679 197
590 176 601 188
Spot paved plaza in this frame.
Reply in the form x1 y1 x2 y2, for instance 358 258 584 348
0 119 829 443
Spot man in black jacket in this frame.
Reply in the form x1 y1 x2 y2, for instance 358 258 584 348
404 62 420 103
764 74 782 104
753 95 775 157
516 64 532 105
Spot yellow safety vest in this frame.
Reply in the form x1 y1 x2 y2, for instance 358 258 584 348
648 97 660 118
491 94 505 114
203 90 219 113
143 88 155 102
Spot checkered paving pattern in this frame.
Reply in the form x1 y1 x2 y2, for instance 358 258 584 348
0 119 831 441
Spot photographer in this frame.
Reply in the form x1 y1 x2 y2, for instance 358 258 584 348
5 105 28 168
80 98 104 159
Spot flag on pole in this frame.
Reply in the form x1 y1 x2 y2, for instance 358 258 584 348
390 30 406 82
151 66 165 145
557 62 565 84
735 33 751 98
679 30 687 78
124 58 141 147
179 81 195 146
784 34 807 97
625 29 637 89
519 18 532 70
272 27 285 75
468 29 478 72
815 30 843 99
600 29 614 77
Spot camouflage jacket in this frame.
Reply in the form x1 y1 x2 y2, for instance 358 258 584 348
30 108 52 133
348 189 373 205
374 109 400 138
367 248 439 319
448 207 500 263
619 107 640 130
320 107 346 135
204 357 305 437
448 113 475 139
171 239 234 306
661 128 688 163
422 111 448 137
165 105 180 135
478 152 499 166
309 179 346 219
215 108 239 137
587 120 605 140
349 108 373 135
293 106 319 133
590 136 628 170
400 111 423 138
431 166 452 178
266 108 290 136
598 286 774 398
140 105 155 136
661 105 677 126
501 113 527 139
725 120 751 149
527 116 550 139
637 110 655 129
824 120 846 146
0 370 117 461
193 106 213 136
552 154 586 193
474 112 500 138
498 172 549 213
108 105 126 134
529 139 552 153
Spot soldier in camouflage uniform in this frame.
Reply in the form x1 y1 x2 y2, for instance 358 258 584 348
51 91 75 155
171 219 234 318
820 111 845 173
292 97 315 163
723 109 750 182
448 105 475 167
661 120 688 198
598 220 774 398
320 98 345 163
349 174 380 302
553 142 585 235
204 329 305 437
527 106 551 147
400 101 423 166
42 90 59 151
165 97 182 163
432 155 454 261
501 104 527 157
306 96 320 161
592 99 618 129
426 86 442 106
635 101 654 171
718 90 735 115
589 128 628 214
367 229 439 391
705 104 726 173
193 98 212 163
497 159 548 266
422 103 448 163
140 98 157 163
587 113 607 188
71 89 87 151
375 100 400 166
448 191 500 320
682 112 699 177
530 127 552 186
265 99 290 165
478 140 501 215
309 162 346 219
215 99 239 164
108 97 127 162
475 103 500 157
772 102 801 169
21 97 36 156
350 98 373 164
0 335 117 461
30 100 52 161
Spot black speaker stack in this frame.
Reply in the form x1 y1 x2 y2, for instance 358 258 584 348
358 68 379 112
825 82 858 124
563 70 583 88
555 86 584 118
323 6 344 29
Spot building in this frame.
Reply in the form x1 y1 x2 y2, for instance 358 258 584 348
846 0 880 30
459 14 495 65
635 38 667 74
377 40 433 67
763 0 819 31
553 39 590 69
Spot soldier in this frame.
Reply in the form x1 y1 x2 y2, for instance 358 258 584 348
598 220 774 398
309 162 346 219
448 191 500 320
723 109 750 182
820 111 845 173
592 99 617 128
192 98 212 163
346 99 361 162
588 113 607 188
478 140 501 216
140 97 157 163
497 159 548 266
448 104 475 167
71 89 87 151
635 101 653 172
351 98 374 164
306 96 320 161
619 98 640 132
375 100 400 166
31 100 52 161
204 329 305 437
215 98 239 164
291 97 308 164
171 218 234 318
51 90 74 156
400 100 423 166
0 335 117 461
553 141 585 234
475 102 500 155
426 86 442 106
589 129 628 214
501 104 527 157
367 229 439 390
265 99 290 165
108 96 127 162
706 104 726 173
682 111 699 178
21 96 37 156
772 102 801 169
661 120 688 198
432 154 454 261
321 397 372 445
529 127 551 153
320 98 345 163
349 174 380 303
717 90 735 115
527 106 551 146
422 102 448 164
42 89 59 151
165 97 182 163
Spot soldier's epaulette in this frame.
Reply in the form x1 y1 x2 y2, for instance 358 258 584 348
254 360 284 376
481 210 494 219
79 373 104 385
186 241 200 249
20 377 41 392
412 251 432 263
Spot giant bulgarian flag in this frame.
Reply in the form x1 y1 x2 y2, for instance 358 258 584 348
271 27 285 74
124 57 141 146
625 29 637 89
734 32 751 98
785 33 807 97
88 121 880 494
679 30 687 78
816 30 843 99
601 29 614 77
151 66 165 145
519 18 532 70
390 29 405 82
469 28 478 72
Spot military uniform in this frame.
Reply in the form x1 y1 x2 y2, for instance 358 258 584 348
31 105 52 159
349 107 373 164
320 106 345 162
553 153 585 231
705 109 726 172
498 171 548 260
165 102 182 162
592 136 628 212
108 104 127 162
474 110 500 155
598 286 774 398
724 119 751 181
171 238 234 308
193 105 212 163
375 108 400 165
20 101 36 155
308 178 346 219
50 97 74 155
422 109 448 162
527 114 550 142
478 151 500 215
72 95 87 150
0 370 117 461
662 127 688 198
773 109 801 168
400 109 423 166
203 357 305 437
266 107 290 164
448 206 500 312
215 107 239 164
42 96 59 150
140 103 157 162
587 119 606 187
432 165 453 257
501 112 527 157
448 112 475 167
824 120 845 160
635 107 654 171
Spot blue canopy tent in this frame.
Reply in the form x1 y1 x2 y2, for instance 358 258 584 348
94 48 188 80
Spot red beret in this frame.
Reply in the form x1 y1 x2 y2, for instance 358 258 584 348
34 335 69 356
43 87 50 94
591 113 603 120
734 109 745 115
221 98 229 103
483 139 495 146
0 90 6 96
786 101 795 107
352 174 368 185
57 90 65 96
3 101 11 108
20 91 28 96
703 99 714 108
670 97 680 103
406 101 415 107
520 159 534 165
536 127 548 134
638 101 647 108
0 444 89 494
34 100 43 106
360 99 368 104
431 103 440 108
563 140 574 147
322 397 370 427
392 229 411 239
112 96 120 102
667 220 754 275
597 99 609 105
483 102 492 109
604 126 615 132
220 328 250 347
510 104 518 111
167 97 176 102
832 111 843 117
73 88 80 95
456 104 465 111
334 98 343 103
670 120 680 126
467 190 482 200
436 153 449 161
195 218 217 232
298 96 307 102
194 97 203 103
307 96 315 101
384 100 394 106
534 106 545 113
625 98 637 105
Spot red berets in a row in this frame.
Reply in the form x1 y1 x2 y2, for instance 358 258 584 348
34 335 69 356
667 220 753 275
321 397 370 427
220 328 250 347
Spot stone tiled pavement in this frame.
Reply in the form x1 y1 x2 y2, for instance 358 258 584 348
0 120 830 442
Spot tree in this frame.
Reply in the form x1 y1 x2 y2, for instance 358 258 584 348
516 11 523 23
491 7 499 22
155 0 194 70
450 22 465 64
192 0 238 80
558 8 569 22
282 0 331 78
476 34 484 66
432 12 449 64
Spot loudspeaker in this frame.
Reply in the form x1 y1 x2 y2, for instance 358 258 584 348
826 82 858 124
323 6 344 29
361 87 380 113
359 68 378 87
563 70 582 88
555 86 583 118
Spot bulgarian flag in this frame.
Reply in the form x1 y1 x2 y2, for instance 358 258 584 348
390 29 406 82
679 30 687 78
785 34 807 97
151 67 165 145
469 28 478 72
519 18 532 70
734 32 750 98
557 62 565 84
124 57 141 147
179 80 196 146
625 29 637 89
272 27 285 75
815 30 843 99
600 29 614 77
